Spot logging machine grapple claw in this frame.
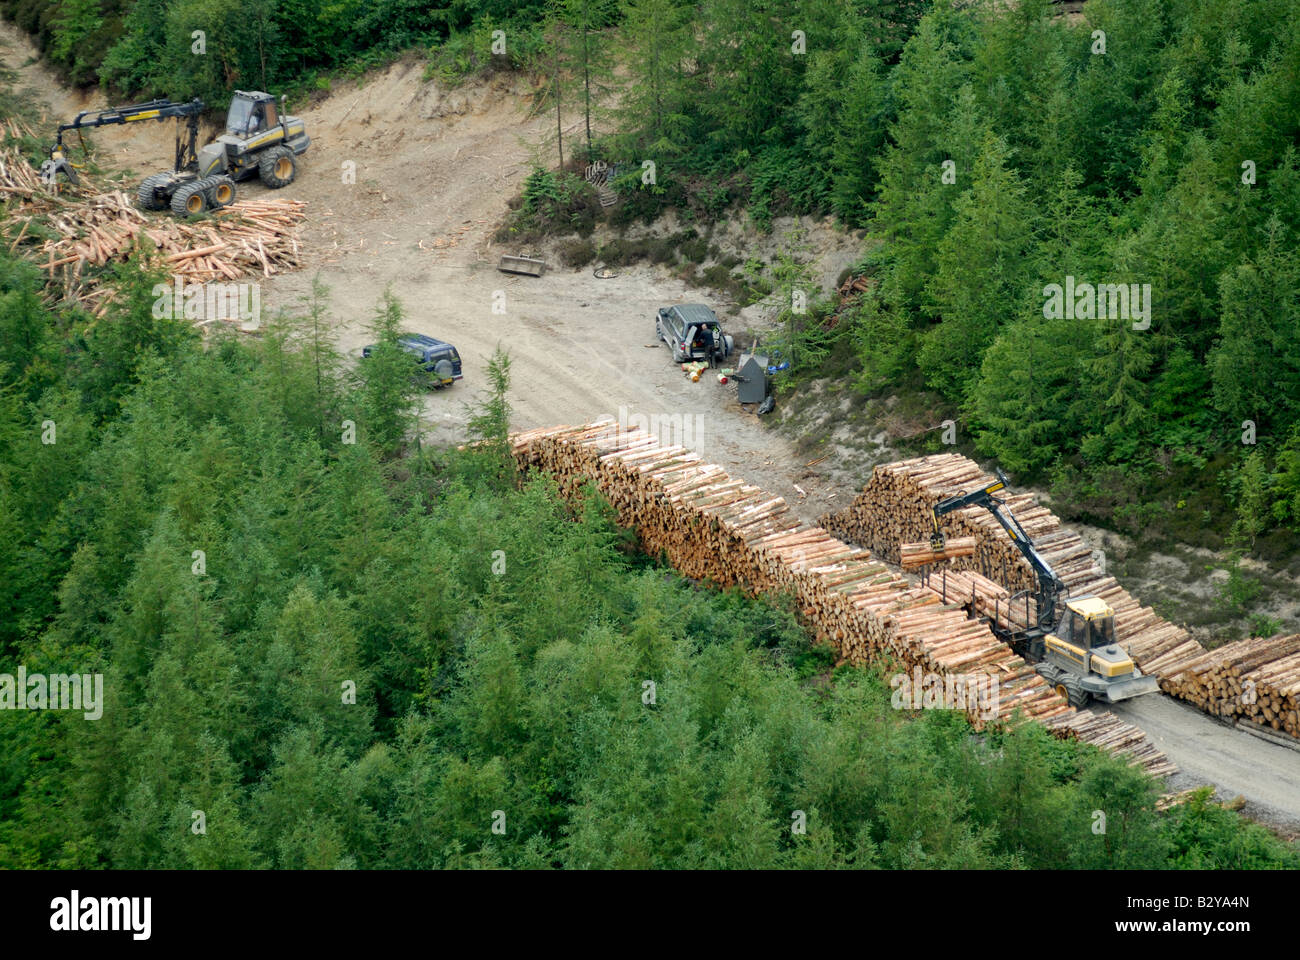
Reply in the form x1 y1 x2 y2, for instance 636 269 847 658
38 149 79 189
931 467 1160 708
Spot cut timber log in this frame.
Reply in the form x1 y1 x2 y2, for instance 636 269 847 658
511 420 1175 777
899 536 977 569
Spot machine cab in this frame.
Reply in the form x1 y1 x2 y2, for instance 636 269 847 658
225 92 278 137
1046 596 1135 678
1059 597 1115 649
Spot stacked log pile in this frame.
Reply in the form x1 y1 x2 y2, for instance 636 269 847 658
919 567 1037 635
1045 710 1177 774
1161 634 1300 737
820 453 1207 683
819 453 1300 740
512 420 1175 776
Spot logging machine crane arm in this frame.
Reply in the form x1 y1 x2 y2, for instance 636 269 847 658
929 468 1158 705
41 91 307 217
43 98 205 186
929 468 1065 630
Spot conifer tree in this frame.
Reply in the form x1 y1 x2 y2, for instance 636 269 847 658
921 130 1034 400
614 0 692 161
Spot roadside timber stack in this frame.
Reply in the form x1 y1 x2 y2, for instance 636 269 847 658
511 421 1175 777
820 452 1300 741
1162 635 1300 738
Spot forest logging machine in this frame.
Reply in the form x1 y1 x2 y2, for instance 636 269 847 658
928 469 1159 707
41 91 309 216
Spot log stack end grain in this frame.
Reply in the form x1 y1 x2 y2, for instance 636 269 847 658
1161 635 1300 738
512 422 1175 777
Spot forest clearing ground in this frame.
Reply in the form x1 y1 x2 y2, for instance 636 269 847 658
240 56 861 516
3 20 857 515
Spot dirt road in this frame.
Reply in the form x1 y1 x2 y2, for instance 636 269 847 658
1105 695 1300 833
240 57 854 512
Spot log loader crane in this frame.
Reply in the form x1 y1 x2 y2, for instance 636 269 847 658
41 91 309 217
929 469 1159 706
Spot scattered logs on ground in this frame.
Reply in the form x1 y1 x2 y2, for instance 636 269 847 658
825 274 874 330
1155 787 1207 812
1161 634 1300 738
0 143 306 315
0 150 68 199
898 536 977 570
32 190 305 282
837 274 872 298
820 453 1208 680
0 139 108 212
511 420 1176 776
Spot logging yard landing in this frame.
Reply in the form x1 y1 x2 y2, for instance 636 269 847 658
3 21 1299 838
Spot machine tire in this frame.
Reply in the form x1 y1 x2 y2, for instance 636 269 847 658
1054 676 1090 708
258 147 296 188
137 173 173 211
209 175 237 207
170 180 209 217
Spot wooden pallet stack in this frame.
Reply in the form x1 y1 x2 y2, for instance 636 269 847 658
1161 634 1300 737
512 421 1176 776
820 453 1208 686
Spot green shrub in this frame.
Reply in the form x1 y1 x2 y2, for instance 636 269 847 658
506 167 600 241
675 230 708 264
558 238 597 268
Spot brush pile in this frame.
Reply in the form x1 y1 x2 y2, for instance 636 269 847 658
1 125 305 316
